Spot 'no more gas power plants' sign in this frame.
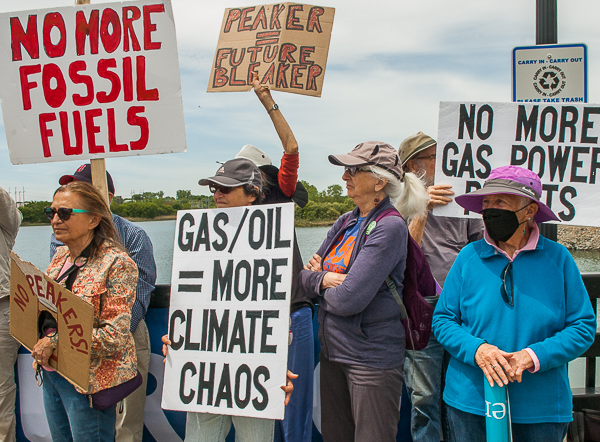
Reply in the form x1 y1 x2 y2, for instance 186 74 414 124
512 44 587 104
162 203 294 420
435 101 600 227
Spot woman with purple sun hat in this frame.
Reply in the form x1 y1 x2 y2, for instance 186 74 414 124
433 165 596 442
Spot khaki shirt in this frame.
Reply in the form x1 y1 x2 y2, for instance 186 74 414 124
0 187 22 299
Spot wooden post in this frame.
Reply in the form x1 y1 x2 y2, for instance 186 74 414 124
74 0 110 205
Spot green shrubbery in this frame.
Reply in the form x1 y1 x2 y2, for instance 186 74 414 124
17 181 353 224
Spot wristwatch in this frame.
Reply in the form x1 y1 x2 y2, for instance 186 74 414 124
268 103 279 113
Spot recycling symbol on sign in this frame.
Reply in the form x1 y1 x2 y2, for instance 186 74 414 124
538 71 560 90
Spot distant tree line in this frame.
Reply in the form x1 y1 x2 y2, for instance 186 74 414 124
17 182 355 224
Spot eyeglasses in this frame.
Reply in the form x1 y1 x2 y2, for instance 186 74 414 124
414 154 436 162
209 185 235 194
500 261 514 306
44 207 89 221
344 166 371 176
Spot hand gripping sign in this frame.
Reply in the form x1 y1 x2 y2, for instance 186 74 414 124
435 101 600 226
9 252 94 391
0 0 186 165
162 203 294 420
208 3 335 97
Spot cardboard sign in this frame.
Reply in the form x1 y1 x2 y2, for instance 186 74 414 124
207 3 335 97
9 252 94 391
0 0 186 165
161 203 294 419
434 101 600 226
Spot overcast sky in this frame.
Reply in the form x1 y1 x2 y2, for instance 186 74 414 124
1 0 599 202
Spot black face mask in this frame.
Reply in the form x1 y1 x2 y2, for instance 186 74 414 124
482 203 532 242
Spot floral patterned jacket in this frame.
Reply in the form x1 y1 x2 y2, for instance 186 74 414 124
46 241 138 394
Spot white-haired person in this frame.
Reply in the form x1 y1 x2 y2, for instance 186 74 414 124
300 142 428 441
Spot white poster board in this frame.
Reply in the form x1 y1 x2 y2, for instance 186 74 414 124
161 203 294 420
0 0 186 165
435 101 600 226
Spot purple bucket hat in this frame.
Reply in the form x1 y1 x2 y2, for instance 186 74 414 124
454 165 559 223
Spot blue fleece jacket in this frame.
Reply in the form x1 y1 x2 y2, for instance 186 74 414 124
433 236 596 423
299 198 408 369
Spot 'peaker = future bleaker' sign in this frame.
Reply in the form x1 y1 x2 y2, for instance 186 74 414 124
0 0 186 165
162 203 294 420
435 101 600 227
207 3 335 97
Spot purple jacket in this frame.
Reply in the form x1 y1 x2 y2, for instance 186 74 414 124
299 198 407 368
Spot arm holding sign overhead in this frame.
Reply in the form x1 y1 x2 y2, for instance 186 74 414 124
252 73 298 197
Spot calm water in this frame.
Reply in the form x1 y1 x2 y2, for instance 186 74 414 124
13 221 331 284
13 220 600 282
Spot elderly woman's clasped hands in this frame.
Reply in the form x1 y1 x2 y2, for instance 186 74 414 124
475 343 534 387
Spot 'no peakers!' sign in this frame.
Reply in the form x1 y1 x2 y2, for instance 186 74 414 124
0 0 186 165
435 101 600 227
162 203 294 420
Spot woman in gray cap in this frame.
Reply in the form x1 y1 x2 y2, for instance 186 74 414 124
433 165 596 442
300 142 428 441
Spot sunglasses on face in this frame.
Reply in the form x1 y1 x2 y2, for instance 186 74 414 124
500 261 514 306
344 166 371 176
44 207 90 221
209 185 236 194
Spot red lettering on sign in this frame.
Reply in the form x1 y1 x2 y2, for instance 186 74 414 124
136 56 158 100
307 7 324 33
75 10 99 55
13 285 30 312
229 67 245 86
85 108 104 154
122 6 141 51
270 5 285 29
127 106 149 150
143 4 164 50
215 48 231 68
213 68 228 87
39 113 57 157
224 9 241 33
306 64 322 91
247 63 260 83
96 58 121 103
276 63 289 88
247 46 263 63
108 108 128 152
251 7 268 31
42 63 67 108
263 45 278 63
69 61 94 106
43 13 67 58
238 7 255 31
291 65 306 89
11 15 39 61
262 63 275 84
100 8 121 53
123 57 134 101
299 46 315 65
19 65 41 110
230 48 245 67
279 44 297 63
45 281 56 304
60 111 83 156
286 5 304 30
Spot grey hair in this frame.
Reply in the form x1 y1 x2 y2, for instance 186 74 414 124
366 166 428 219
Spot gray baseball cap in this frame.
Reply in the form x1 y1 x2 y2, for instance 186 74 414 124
199 158 263 191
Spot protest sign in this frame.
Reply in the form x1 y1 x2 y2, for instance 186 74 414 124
207 3 335 97
9 252 94 391
162 203 294 420
0 0 186 165
434 101 600 226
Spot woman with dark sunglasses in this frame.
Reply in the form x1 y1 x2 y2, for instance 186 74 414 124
32 181 138 442
433 165 596 442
